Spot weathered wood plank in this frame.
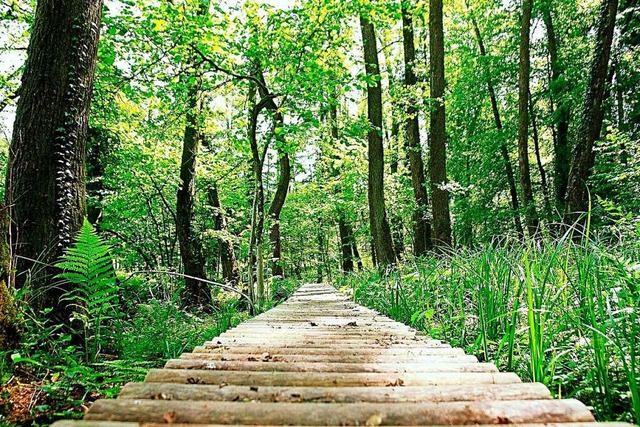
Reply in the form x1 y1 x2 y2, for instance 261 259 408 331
163 359 498 373
177 352 479 363
84 399 594 425
190 346 467 356
52 422 636 427
144 369 521 386
117 382 551 403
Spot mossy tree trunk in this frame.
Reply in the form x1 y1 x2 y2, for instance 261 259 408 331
0 203 19 350
176 84 212 311
5 0 103 321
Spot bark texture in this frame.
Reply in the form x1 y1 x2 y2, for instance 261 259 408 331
176 86 211 310
402 2 432 256
517 0 540 237
564 0 618 225
542 5 571 207
360 14 396 266
5 0 103 313
208 185 240 287
429 0 452 247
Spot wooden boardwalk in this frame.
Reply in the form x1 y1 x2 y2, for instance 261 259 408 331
54 283 632 426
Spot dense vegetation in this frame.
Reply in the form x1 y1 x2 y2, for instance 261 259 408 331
0 0 638 424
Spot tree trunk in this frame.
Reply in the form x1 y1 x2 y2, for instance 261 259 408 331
176 85 211 310
207 185 240 287
359 14 396 266
5 0 103 318
329 104 357 274
542 5 571 208
429 0 452 247
267 114 291 279
338 216 354 273
517 0 540 237
402 1 432 256
0 203 20 350
468 9 524 237
352 234 363 271
564 0 618 226
248 110 266 305
529 93 553 221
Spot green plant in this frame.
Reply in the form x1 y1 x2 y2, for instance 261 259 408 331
55 219 119 363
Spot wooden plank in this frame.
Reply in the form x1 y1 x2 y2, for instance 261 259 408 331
190 346 467 356
203 341 452 349
144 369 521 386
117 382 551 403
177 352 479 363
163 359 498 373
84 399 595 425
52 422 637 427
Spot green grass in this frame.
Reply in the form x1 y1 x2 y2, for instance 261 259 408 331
339 226 640 423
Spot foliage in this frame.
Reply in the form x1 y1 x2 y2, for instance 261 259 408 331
55 219 120 363
1 0 640 423
340 219 640 423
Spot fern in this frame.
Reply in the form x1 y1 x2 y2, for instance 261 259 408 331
55 219 118 362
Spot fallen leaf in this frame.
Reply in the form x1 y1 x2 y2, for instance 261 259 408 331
366 414 383 426
152 392 169 400
163 410 177 423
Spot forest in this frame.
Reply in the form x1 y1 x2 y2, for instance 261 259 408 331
0 0 639 424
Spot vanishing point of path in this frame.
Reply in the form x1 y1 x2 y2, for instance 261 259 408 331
53 283 634 426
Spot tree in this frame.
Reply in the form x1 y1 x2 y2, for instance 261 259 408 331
176 84 212 309
467 4 524 237
359 13 396 266
564 0 619 226
401 1 432 256
517 0 539 237
429 0 452 247
541 2 571 208
5 0 103 317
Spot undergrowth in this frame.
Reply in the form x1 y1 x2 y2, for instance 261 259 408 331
0 222 251 426
339 221 640 423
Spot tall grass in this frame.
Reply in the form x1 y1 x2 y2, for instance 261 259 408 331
339 224 640 423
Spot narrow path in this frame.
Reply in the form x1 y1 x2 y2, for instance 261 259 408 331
53 283 632 426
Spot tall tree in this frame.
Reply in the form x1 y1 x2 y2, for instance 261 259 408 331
564 0 619 225
517 0 539 237
401 1 432 256
429 0 452 247
176 84 212 309
5 0 103 315
468 6 524 236
541 3 571 207
359 13 396 266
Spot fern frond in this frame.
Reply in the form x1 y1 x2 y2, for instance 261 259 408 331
55 219 118 363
